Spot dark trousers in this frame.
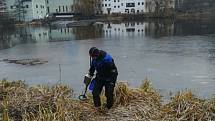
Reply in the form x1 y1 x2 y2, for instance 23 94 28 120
92 78 116 109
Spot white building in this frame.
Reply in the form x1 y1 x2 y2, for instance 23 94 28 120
32 0 47 20
46 0 73 14
5 0 74 22
95 0 145 14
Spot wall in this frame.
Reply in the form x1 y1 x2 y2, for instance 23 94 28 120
46 0 73 14
32 0 47 20
96 0 145 14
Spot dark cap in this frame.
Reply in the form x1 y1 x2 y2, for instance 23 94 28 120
89 47 99 57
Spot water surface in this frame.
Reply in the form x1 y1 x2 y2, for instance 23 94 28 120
0 20 215 98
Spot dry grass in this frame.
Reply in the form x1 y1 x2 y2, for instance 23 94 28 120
0 79 215 121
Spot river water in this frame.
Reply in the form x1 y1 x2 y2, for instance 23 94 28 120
0 19 215 98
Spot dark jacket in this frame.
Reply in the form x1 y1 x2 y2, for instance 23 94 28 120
89 50 118 81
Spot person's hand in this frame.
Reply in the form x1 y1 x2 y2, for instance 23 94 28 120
84 74 92 86
85 73 92 78
88 72 94 77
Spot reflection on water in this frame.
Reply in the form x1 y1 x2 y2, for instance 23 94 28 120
174 20 215 36
1 20 215 98
0 27 15 50
1 20 215 49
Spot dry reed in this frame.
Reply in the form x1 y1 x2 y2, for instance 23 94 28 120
0 79 215 121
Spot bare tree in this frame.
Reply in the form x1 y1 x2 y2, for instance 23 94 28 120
12 0 27 22
73 0 96 17
145 0 154 13
0 0 6 16
146 0 173 17
0 0 15 26
162 0 174 17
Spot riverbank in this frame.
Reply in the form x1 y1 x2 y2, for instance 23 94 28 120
8 11 215 28
1 79 215 121
175 8 215 21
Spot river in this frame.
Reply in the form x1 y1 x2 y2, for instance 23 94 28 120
0 19 215 98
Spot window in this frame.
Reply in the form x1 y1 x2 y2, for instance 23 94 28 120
118 6 120 8
131 9 135 13
26 5 28 8
126 28 135 32
105 4 107 7
138 2 140 5
114 0 116 2
66 6 68 12
47 7 50 13
59 6 61 12
63 6 65 12
47 0 49 4
121 3 123 6
142 2 144 5
114 6 116 8
126 3 135 7
36 5 38 8
10 6 13 9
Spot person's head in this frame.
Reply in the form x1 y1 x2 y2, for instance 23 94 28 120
89 47 100 59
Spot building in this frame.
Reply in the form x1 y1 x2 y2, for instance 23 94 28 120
5 0 46 21
32 0 47 20
95 0 145 14
46 0 73 14
5 0 74 22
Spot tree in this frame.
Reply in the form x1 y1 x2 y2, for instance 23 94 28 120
12 0 27 22
146 0 173 17
145 0 154 13
162 0 174 17
0 0 15 26
0 0 6 16
73 0 96 17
